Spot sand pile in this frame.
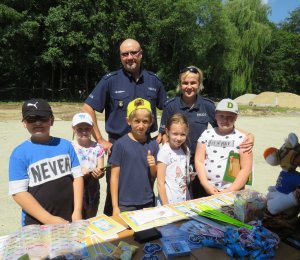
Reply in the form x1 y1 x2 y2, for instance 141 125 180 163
250 92 300 108
235 94 257 105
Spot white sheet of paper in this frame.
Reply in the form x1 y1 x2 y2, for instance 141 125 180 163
131 206 178 226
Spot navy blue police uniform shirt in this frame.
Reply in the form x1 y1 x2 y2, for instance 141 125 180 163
159 95 217 155
85 68 167 142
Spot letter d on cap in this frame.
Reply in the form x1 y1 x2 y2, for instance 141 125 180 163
227 102 233 108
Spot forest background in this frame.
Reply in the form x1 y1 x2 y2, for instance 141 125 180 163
0 0 299 101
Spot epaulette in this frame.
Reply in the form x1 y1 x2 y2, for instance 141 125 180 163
103 71 118 80
148 71 161 80
164 97 175 105
201 96 215 105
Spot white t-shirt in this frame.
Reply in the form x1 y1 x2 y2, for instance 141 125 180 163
157 143 191 205
198 128 245 189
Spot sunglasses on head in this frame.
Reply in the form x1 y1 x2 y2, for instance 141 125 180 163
179 66 199 74
25 116 50 123
120 50 141 58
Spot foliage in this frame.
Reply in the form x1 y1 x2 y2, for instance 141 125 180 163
253 7 300 95
223 0 272 98
0 0 299 101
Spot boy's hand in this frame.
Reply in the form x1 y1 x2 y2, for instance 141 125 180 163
147 150 155 167
47 215 69 224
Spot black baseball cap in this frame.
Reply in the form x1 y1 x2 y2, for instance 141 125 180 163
22 98 53 119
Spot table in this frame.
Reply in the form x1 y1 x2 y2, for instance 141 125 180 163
110 216 300 260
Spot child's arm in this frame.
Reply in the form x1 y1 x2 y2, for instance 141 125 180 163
91 156 105 179
13 192 68 224
111 165 121 216
157 162 169 205
72 176 84 221
221 148 253 193
194 143 219 195
147 150 157 178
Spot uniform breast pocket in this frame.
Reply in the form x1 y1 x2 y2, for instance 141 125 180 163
111 91 130 110
194 116 209 126
147 89 157 100
146 89 157 110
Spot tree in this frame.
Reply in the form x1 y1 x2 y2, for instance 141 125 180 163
0 3 40 99
253 7 300 95
280 7 300 34
223 0 271 97
143 0 233 97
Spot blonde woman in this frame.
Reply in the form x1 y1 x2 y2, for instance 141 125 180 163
157 66 253 198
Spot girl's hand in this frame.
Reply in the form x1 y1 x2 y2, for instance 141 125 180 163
113 207 121 216
147 150 155 167
72 210 82 222
82 167 90 175
189 166 196 181
219 188 232 194
91 168 104 179
204 184 220 195
190 174 196 182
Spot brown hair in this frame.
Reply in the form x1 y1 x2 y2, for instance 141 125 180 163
166 113 189 154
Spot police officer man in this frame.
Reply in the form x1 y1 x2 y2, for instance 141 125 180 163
82 38 167 215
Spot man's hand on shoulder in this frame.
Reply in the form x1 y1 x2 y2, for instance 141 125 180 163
240 133 254 154
98 138 113 154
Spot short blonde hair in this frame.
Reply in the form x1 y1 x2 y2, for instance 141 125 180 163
177 65 204 93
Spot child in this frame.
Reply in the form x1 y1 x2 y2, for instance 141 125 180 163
194 98 253 195
9 98 84 226
110 98 159 216
72 112 105 219
157 113 194 205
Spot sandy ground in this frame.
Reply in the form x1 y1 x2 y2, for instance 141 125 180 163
1 114 300 236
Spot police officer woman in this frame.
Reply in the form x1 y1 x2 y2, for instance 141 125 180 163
157 66 253 198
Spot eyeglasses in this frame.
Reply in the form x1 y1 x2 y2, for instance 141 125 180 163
179 66 199 74
120 50 141 58
25 116 50 123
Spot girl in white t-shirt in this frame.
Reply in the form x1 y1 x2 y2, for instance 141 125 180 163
72 113 105 219
194 99 253 196
157 113 194 205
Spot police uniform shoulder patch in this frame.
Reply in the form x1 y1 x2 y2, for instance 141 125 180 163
201 96 215 105
165 97 175 105
163 97 176 107
103 71 118 80
148 71 161 80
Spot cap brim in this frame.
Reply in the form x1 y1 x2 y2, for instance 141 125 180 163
23 111 52 119
72 120 93 126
